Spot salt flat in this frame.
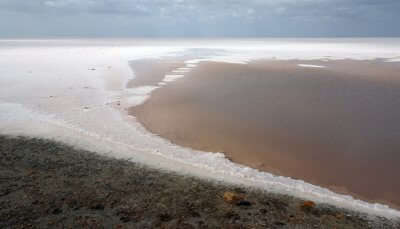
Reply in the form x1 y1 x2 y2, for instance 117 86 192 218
1 38 400 218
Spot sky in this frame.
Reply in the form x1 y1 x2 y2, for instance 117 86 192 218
0 0 399 38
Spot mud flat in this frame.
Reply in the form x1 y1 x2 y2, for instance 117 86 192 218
130 59 400 209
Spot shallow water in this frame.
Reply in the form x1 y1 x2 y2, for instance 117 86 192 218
131 59 400 208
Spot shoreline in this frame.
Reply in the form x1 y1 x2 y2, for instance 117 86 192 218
129 58 400 210
1 135 399 228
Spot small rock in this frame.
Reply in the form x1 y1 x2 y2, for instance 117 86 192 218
52 208 62 215
236 200 252 207
26 170 35 176
336 213 344 219
32 200 39 205
224 210 236 219
300 200 316 212
274 221 286 226
90 203 104 210
223 192 244 204
158 213 171 222
120 216 130 223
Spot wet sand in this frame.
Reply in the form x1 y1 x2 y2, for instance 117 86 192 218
129 59 400 209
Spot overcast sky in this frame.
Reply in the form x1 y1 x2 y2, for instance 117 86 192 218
0 0 399 38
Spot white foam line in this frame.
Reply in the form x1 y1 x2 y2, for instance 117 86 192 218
298 64 326 68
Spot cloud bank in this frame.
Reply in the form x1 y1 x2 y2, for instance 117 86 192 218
0 0 399 37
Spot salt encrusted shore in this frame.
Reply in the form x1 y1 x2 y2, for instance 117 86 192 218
1 135 399 228
2 39 400 224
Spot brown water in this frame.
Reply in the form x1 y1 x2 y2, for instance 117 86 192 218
129 59 400 208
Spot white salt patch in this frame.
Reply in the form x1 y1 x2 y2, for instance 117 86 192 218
125 86 159 95
207 58 249 64
385 58 400 62
177 67 192 71
123 86 159 107
172 69 190 73
298 64 326 68
185 59 201 64
185 57 249 66
123 95 149 107
171 67 193 74
163 74 184 82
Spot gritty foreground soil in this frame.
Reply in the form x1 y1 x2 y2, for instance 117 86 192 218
0 136 399 229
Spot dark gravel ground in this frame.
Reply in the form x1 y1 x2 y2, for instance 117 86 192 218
0 135 399 229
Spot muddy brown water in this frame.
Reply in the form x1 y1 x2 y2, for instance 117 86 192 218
129 59 400 209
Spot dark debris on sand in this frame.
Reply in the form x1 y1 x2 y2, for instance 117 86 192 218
0 135 399 229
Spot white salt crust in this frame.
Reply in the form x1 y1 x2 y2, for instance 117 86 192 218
298 64 326 68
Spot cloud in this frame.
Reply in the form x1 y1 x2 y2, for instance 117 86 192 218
0 0 399 37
